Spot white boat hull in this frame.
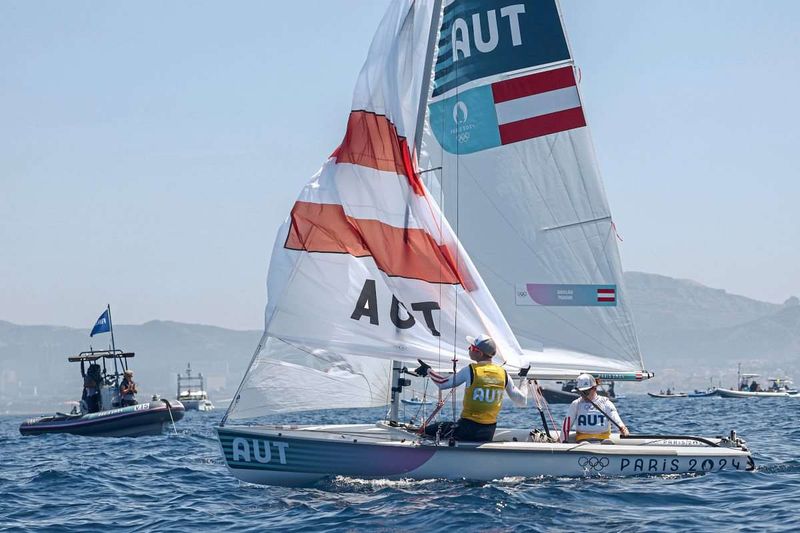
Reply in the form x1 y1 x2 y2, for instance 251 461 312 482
181 398 215 411
716 388 797 398
216 423 753 487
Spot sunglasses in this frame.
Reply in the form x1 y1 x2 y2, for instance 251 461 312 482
469 344 482 353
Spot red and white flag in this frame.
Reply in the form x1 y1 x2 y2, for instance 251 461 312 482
492 66 586 145
597 288 616 303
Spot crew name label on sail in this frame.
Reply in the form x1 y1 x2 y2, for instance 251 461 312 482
350 279 441 336
433 0 570 97
516 284 618 307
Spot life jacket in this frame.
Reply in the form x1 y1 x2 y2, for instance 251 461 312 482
461 363 506 425
120 378 136 400
576 429 611 442
573 398 613 441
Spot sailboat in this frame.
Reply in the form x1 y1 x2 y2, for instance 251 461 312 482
216 0 752 486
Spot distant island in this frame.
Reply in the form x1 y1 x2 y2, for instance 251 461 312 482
2 271 798 413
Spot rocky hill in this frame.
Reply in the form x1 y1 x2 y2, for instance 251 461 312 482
1 272 798 411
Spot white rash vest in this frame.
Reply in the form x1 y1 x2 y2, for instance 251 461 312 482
561 395 624 441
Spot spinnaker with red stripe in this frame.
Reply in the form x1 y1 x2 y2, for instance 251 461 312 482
226 0 523 420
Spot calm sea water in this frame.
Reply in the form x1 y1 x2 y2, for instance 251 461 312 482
1 396 798 532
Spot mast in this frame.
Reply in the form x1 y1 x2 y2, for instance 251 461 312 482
388 0 443 426
413 0 443 155
107 304 120 383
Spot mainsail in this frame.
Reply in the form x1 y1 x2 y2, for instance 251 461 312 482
420 0 647 378
227 0 523 420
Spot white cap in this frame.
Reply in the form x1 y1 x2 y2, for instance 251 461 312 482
466 334 497 356
575 373 597 391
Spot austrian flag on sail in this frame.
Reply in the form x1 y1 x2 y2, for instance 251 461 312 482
492 66 586 145
428 66 586 154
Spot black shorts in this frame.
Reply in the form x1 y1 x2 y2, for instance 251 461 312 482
423 417 496 442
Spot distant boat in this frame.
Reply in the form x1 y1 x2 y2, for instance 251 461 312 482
717 388 797 398
717 365 798 398
687 388 718 398
20 349 184 437
648 390 688 398
401 396 432 406
177 363 215 411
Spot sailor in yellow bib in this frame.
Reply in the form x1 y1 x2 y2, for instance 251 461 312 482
561 373 629 442
423 334 528 442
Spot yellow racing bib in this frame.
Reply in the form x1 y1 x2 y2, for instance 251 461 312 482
461 363 506 424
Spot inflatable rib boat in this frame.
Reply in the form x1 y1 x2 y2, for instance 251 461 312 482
20 399 185 437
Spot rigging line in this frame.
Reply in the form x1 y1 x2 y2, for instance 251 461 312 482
471 257 637 362
591 223 643 364
595 221 642 362
450 42 461 427
220 330 268 426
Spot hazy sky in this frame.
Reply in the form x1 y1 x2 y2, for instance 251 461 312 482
2 1 798 331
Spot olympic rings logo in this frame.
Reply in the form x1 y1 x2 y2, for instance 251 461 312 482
457 132 471 143
578 456 609 472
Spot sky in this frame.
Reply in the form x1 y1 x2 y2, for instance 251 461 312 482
1 0 798 331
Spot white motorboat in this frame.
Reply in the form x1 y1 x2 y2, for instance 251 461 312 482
216 0 753 486
718 365 797 398
177 363 215 411
401 396 433 406
716 388 796 398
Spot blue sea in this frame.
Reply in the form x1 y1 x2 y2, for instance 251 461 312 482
2 396 798 532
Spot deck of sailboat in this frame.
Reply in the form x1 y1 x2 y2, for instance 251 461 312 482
218 422 749 456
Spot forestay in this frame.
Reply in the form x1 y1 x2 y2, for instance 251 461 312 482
227 0 523 420
420 0 645 376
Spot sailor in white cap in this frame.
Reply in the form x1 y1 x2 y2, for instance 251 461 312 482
561 373 629 442
420 334 528 442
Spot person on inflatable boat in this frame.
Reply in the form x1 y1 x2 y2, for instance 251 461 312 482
562 373 629 442
420 334 528 442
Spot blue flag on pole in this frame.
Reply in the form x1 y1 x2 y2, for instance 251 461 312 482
90 309 111 337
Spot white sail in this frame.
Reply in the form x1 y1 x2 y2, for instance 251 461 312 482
227 0 524 419
420 0 646 377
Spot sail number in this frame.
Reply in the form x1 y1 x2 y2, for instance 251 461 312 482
351 279 441 337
